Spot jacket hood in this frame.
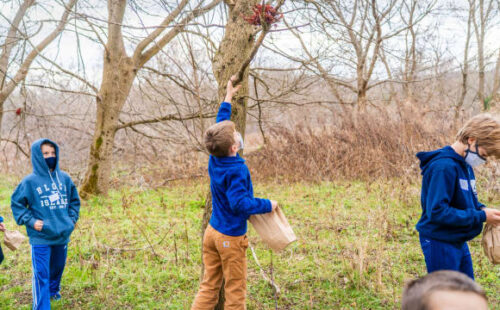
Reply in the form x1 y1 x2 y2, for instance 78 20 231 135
212 153 246 167
416 146 466 175
31 138 60 176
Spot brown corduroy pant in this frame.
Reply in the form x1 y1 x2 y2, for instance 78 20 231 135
191 225 248 310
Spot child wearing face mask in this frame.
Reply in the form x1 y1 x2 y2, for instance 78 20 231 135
11 139 81 310
191 77 278 309
416 114 500 279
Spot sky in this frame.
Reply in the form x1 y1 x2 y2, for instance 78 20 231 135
0 0 499 85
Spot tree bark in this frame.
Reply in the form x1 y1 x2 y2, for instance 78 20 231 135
456 3 473 119
80 55 136 196
471 0 494 110
80 0 135 197
212 0 259 134
491 47 500 105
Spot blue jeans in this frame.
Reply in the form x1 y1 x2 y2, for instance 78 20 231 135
31 244 68 310
419 235 474 279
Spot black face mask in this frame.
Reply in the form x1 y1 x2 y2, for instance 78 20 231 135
45 157 57 170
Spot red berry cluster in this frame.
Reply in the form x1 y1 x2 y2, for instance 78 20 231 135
243 4 283 26
16 108 22 115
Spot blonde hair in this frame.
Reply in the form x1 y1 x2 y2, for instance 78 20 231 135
204 120 236 157
456 113 500 159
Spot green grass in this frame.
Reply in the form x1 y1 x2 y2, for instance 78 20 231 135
0 177 499 309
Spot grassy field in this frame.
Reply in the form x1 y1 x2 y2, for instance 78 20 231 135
0 177 499 309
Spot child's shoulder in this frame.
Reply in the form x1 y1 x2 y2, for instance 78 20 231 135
225 163 249 178
20 173 37 183
427 157 461 174
13 174 36 192
57 170 75 182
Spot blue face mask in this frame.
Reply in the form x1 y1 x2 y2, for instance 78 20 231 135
45 157 57 170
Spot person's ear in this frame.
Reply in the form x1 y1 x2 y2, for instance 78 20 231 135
467 137 476 146
229 144 237 154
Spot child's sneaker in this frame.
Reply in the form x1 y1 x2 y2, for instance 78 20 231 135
51 292 62 301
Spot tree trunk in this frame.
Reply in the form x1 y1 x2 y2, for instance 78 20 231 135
80 0 136 197
0 94 8 138
491 48 500 105
456 5 473 119
80 54 136 197
357 77 368 111
212 0 258 133
199 0 260 308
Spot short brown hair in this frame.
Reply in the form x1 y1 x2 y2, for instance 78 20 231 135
41 141 55 149
456 113 500 158
402 271 487 310
204 120 236 157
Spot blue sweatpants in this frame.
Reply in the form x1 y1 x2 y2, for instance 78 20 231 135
31 244 68 310
419 235 474 280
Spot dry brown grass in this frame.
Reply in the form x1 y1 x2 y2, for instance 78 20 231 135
246 108 456 183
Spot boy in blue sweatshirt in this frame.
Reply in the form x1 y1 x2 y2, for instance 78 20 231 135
416 114 500 279
11 139 81 310
0 215 5 264
192 77 277 309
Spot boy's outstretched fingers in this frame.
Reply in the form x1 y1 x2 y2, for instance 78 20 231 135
227 77 241 92
225 76 242 102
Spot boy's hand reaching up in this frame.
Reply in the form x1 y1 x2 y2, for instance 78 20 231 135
224 75 242 103
484 208 500 225
0 222 5 232
34 220 44 231
271 200 278 212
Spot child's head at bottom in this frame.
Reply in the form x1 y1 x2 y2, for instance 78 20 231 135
402 270 487 310
204 120 243 157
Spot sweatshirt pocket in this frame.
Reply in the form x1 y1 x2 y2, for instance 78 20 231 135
59 215 75 238
41 217 58 238
42 215 75 239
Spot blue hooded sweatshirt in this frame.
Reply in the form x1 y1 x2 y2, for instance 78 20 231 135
11 139 81 245
416 146 487 244
208 102 272 236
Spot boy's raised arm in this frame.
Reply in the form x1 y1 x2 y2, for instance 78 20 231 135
216 102 232 123
216 76 241 123
11 182 36 228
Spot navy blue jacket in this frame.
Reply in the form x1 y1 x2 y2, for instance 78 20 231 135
208 102 272 236
11 139 81 245
416 146 486 243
